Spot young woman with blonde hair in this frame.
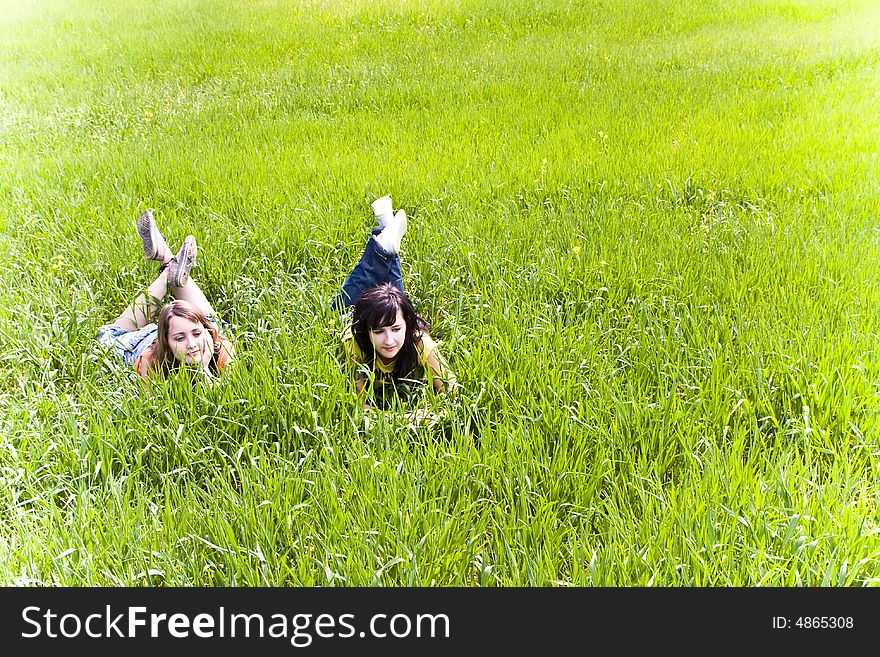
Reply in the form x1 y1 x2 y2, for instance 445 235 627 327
96 210 234 379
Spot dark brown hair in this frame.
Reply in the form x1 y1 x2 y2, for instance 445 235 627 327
351 283 428 380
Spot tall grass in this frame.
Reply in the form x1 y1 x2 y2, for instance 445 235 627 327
1 0 878 585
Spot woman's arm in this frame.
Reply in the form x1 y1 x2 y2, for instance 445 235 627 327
425 347 456 395
218 338 235 366
134 356 152 378
343 329 372 410
134 348 157 379
355 373 372 411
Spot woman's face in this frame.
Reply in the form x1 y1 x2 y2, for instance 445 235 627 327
167 315 214 368
370 309 405 362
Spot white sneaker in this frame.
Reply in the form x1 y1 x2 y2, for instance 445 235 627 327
374 209 407 254
393 208 407 240
371 195 394 229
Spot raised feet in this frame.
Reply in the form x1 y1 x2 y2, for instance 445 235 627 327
371 195 394 230
374 208 407 255
137 210 172 263
167 235 197 288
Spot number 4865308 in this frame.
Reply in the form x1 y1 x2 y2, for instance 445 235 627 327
796 617 853 629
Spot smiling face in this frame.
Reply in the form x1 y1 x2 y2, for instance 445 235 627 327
166 314 214 368
370 308 405 362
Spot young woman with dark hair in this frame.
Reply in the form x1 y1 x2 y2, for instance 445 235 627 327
96 210 235 379
336 196 455 410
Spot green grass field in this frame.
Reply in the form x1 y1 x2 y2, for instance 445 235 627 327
1 0 879 586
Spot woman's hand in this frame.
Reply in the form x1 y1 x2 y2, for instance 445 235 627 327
360 406 445 432
405 407 445 429
200 331 215 370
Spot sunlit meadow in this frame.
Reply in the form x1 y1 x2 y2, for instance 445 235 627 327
1 0 879 585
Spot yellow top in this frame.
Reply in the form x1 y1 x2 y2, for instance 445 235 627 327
342 325 450 402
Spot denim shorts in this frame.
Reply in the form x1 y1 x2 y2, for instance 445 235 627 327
96 314 229 369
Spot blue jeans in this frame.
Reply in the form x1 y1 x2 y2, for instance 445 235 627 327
333 227 404 310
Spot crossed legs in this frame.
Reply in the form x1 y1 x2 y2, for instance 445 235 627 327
334 196 408 311
112 210 215 330
113 271 217 332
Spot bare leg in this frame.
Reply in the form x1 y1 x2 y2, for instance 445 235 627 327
171 278 216 317
112 270 169 331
